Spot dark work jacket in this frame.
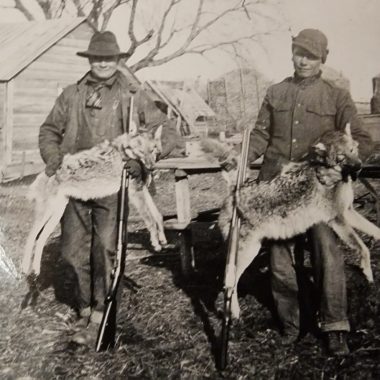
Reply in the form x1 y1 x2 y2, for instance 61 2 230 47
39 70 181 176
249 73 374 181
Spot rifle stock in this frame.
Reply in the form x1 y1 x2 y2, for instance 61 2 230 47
219 127 251 370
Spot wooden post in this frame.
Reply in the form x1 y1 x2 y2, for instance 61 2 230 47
174 169 194 277
175 169 191 225
3 80 14 167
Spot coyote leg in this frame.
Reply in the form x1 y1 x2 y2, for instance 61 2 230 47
330 219 374 282
345 208 380 240
142 187 167 246
31 196 68 275
130 186 162 251
230 234 262 319
22 208 55 275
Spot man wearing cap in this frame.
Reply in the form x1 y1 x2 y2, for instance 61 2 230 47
246 29 373 355
39 31 181 346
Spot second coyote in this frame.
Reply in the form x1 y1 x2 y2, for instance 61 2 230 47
216 125 379 319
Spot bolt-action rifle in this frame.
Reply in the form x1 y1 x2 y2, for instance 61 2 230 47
96 96 134 352
219 126 251 370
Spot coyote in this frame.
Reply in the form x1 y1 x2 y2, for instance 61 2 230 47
206 125 379 319
22 127 167 276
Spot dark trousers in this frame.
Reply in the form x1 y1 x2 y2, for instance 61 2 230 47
270 223 350 335
60 193 123 315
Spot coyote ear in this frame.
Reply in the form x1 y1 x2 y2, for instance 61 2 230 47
154 125 163 141
129 121 138 136
344 122 352 138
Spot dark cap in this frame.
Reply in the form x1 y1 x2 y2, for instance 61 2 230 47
77 31 129 58
292 29 328 63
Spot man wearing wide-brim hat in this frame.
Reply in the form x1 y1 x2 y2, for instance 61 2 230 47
243 28 373 356
39 31 180 346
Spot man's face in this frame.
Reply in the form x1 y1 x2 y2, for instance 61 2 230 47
292 46 322 78
89 55 120 80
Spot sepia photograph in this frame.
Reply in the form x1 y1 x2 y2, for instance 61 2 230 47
0 0 379 378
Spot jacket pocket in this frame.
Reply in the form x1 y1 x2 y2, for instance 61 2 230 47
306 102 336 116
271 98 292 112
270 98 292 137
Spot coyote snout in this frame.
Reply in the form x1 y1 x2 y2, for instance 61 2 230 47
216 124 380 319
311 129 362 181
22 127 167 276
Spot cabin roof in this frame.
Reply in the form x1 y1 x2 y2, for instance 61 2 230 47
145 80 215 126
0 17 88 81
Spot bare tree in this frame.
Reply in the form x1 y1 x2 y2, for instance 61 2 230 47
13 0 283 73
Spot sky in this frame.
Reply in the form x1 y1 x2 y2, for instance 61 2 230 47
108 0 380 102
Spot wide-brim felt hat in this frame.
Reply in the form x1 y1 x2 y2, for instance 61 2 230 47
77 31 130 58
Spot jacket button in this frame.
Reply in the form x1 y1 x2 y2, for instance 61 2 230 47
294 120 299 125
292 138 297 143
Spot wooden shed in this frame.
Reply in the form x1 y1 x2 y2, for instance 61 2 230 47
0 18 95 182
144 80 216 137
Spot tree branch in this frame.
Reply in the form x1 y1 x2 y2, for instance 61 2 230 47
123 0 154 57
15 0 36 20
140 0 183 63
72 0 88 16
129 0 267 72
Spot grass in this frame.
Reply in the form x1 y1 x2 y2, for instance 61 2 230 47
0 173 380 379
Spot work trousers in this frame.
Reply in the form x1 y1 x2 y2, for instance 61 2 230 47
270 223 350 335
60 193 125 318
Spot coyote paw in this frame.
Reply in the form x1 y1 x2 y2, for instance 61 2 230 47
230 295 241 320
151 241 162 252
360 258 374 283
362 266 374 283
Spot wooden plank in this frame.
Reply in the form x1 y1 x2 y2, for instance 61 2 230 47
17 59 86 81
14 94 58 105
20 68 86 81
13 104 54 114
12 148 40 159
39 53 89 66
156 157 221 171
13 114 46 126
360 114 380 141
174 169 192 224
3 80 14 165
14 87 59 97
56 37 91 49
2 160 44 182
0 85 5 179
26 61 88 74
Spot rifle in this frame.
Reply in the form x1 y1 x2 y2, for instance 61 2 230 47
219 126 251 370
96 163 129 352
95 96 134 352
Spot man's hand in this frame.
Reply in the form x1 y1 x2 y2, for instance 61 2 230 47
220 153 238 172
315 166 342 187
45 154 63 177
124 158 143 180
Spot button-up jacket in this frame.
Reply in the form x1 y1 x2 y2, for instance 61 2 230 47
249 73 373 181
39 70 180 176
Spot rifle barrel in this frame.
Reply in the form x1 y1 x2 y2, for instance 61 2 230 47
219 127 251 369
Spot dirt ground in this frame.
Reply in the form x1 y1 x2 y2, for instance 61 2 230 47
0 172 380 380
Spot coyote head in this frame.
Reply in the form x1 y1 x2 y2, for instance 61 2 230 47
115 125 163 169
310 123 362 181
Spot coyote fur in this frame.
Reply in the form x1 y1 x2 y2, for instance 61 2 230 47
22 127 166 276
204 125 379 319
